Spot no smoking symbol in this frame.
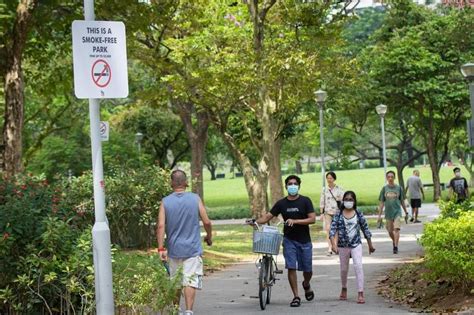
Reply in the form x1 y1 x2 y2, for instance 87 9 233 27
99 122 107 135
91 59 112 88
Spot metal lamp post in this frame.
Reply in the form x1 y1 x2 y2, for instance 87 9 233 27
135 132 144 166
376 104 388 181
461 63 474 147
315 89 328 189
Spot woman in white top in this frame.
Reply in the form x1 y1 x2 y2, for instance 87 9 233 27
319 171 344 255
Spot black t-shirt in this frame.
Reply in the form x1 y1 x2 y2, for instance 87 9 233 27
270 195 315 243
449 177 468 200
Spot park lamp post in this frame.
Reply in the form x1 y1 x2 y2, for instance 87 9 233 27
376 104 388 181
461 63 474 147
315 89 327 189
135 132 144 165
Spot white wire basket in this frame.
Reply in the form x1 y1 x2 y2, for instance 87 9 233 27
252 230 283 255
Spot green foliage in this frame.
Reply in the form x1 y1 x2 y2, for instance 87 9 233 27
0 175 95 313
62 166 172 248
111 105 189 169
439 200 473 219
0 171 179 313
207 206 252 220
26 135 91 181
421 210 474 291
114 252 181 314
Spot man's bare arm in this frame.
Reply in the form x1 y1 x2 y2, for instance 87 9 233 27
198 198 212 245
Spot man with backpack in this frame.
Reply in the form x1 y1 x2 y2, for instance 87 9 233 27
377 171 409 254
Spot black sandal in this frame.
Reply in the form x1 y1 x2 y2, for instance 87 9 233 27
290 296 301 307
302 281 314 301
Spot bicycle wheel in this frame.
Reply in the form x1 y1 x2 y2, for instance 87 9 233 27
259 257 269 310
266 257 274 304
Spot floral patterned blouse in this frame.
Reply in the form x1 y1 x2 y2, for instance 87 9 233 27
319 185 344 215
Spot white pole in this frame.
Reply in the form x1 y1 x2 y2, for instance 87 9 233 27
469 82 474 115
84 1 115 314
319 102 325 189
381 115 387 182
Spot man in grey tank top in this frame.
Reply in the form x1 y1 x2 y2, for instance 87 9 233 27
157 170 212 315
405 170 424 223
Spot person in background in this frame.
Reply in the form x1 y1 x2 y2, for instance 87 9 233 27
319 171 344 256
158 170 212 315
405 170 425 223
448 167 469 203
377 171 408 254
330 191 375 304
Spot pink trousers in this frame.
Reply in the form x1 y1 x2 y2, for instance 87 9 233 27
338 244 364 292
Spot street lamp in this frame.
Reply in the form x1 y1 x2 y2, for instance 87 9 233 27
315 89 327 189
135 132 144 164
376 104 388 181
461 63 474 147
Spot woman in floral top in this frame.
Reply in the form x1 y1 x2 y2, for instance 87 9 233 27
319 171 344 255
329 191 375 304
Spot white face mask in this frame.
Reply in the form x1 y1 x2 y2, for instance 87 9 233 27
344 201 354 209
455 172 461 177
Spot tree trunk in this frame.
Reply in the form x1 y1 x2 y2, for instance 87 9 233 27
424 114 441 201
406 140 415 167
295 159 302 175
263 97 283 206
2 0 37 177
174 101 209 200
248 1 280 208
219 129 268 217
189 139 206 197
247 171 268 219
206 162 217 180
396 161 405 193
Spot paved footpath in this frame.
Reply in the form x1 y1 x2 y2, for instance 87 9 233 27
193 204 441 315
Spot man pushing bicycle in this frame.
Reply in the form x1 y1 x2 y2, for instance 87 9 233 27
250 175 316 307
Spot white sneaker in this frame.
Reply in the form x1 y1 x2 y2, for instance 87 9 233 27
184 311 193 315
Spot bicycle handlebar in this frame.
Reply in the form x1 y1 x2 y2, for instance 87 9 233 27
245 219 287 229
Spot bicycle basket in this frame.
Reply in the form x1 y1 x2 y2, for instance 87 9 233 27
252 230 283 255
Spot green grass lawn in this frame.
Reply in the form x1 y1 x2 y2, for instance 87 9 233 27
201 218 380 269
203 165 461 215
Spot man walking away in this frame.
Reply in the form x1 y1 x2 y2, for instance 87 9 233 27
405 170 424 223
158 170 212 315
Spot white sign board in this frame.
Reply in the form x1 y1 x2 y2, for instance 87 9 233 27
100 121 109 142
72 20 128 99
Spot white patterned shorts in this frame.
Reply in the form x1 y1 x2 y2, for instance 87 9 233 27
169 256 203 289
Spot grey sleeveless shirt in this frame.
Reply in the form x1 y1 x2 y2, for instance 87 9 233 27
163 192 202 258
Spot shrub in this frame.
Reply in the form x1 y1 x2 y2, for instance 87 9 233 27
0 171 178 313
207 206 252 220
439 200 473 219
62 166 171 248
0 174 95 313
114 252 182 314
420 211 474 291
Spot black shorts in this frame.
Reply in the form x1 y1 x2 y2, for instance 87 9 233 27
410 199 421 208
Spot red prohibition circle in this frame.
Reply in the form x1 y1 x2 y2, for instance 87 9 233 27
91 59 112 88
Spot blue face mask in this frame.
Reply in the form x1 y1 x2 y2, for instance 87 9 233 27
287 184 299 196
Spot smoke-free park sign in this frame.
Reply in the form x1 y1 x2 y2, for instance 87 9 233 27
72 20 128 99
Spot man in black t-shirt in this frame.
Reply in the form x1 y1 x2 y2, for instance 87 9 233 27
449 167 469 203
252 175 316 307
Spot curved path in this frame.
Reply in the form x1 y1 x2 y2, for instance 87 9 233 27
193 204 440 315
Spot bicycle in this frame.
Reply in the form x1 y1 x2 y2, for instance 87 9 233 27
246 219 284 310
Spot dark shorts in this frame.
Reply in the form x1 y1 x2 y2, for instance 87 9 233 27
282 237 313 273
410 199 421 208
